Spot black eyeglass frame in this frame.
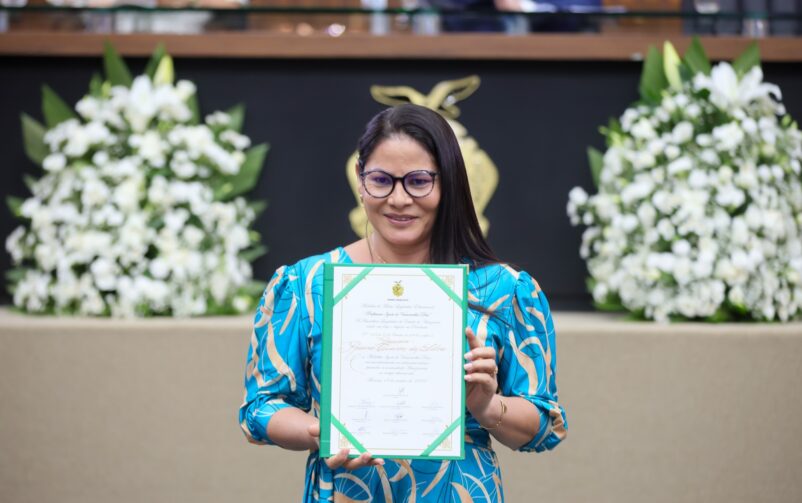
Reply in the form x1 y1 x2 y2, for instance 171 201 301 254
359 169 439 199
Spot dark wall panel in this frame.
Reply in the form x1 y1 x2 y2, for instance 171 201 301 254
2 56 801 310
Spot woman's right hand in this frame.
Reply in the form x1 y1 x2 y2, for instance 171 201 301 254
307 422 385 470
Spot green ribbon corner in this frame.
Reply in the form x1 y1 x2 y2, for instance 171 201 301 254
420 418 462 457
332 266 375 305
422 268 462 306
331 415 368 455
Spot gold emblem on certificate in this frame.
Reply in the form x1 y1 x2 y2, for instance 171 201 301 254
392 281 404 297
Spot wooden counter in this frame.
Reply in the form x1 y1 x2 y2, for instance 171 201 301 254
2 32 802 61
2 308 801 503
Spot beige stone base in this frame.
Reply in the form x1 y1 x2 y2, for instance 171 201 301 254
1 309 801 502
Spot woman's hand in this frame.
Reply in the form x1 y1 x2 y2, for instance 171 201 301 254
307 422 384 470
464 327 500 424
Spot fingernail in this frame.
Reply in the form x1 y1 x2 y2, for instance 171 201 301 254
464 374 472 381
464 352 473 360
464 363 473 371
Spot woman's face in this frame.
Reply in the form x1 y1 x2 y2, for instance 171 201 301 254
359 134 441 252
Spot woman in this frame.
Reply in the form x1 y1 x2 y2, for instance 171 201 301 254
239 104 566 501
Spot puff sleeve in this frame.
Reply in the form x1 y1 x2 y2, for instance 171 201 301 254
498 271 567 452
239 264 311 445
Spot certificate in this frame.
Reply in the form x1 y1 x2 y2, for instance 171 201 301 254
321 263 468 460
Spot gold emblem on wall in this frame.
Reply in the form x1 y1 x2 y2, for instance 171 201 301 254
346 75 499 237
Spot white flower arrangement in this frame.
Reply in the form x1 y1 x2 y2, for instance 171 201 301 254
6 44 268 317
567 40 802 322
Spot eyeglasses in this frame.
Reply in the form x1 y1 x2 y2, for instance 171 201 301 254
359 169 439 199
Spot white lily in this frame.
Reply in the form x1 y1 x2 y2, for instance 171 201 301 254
695 62 781 111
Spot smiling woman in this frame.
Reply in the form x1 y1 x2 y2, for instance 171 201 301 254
357 135 441 263
239 104 567 502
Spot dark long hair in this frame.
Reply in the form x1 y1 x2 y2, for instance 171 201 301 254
356 104 500 266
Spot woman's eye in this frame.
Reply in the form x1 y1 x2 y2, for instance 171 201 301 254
370 175 392 185
407 175 432 186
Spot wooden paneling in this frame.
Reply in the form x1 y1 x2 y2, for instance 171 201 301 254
2 32 802 61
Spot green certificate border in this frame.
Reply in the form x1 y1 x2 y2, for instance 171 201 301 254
321 263 468 461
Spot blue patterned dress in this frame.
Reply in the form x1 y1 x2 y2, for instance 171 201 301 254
239 247 567 502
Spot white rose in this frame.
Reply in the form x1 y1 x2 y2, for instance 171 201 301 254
175 80 197 102
125 76 158 133
220 130 252 151
731 218 750 245
91 258 118 291
631 118 656 140
631 151 656 171
149 258 170 279
63 126 91 158
672 239 691 256
741 117 758 134
81 178 111 208
688 170 708 189
170 159 197 179
113 177 142 212
696 134 713 147
671 121 694 144
164 208 190 232
76 96 100 120
636 204 657 228
667 156 693 176
43 153 67 172
657 219 675 240
674 259 692 285
130 131 166 168
568 186 589 206
712 122 745 152
621 179 654 206
183 226 205 248
92 150 110 167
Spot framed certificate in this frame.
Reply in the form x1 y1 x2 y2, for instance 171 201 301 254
321 263 468 460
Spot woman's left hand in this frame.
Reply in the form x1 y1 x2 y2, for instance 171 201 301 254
464 327 499 422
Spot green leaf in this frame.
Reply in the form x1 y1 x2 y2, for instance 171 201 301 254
593 299 626 312
226 103 245 132
153 54 174 86
103 41 133 87
187 92 200 124
144 43 167 80
625 309 648 321
239 280 267 298
705 307 733 323
732 42 761 77
587 146 604 188
41 85 77 128
20 113 48 165
249 199 268 218
240 244 267 263
89 73 104 97
639 45 669 105
23 174 37 193
214 143 269 201
683 36 711 76
7 196 23 218
5 267 27 283
663 41 683 91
